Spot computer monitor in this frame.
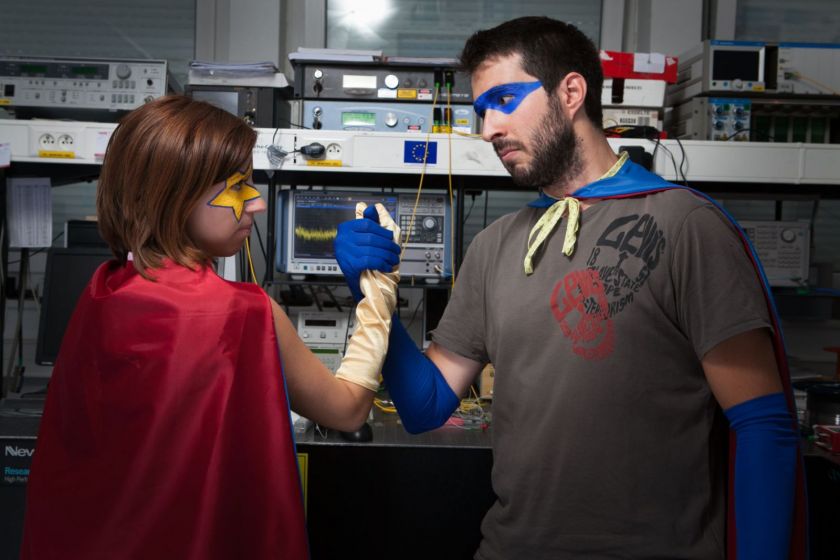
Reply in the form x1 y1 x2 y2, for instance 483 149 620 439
35 247 113 366
275 190 452 281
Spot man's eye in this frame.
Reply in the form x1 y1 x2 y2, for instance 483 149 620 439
498 94 515 105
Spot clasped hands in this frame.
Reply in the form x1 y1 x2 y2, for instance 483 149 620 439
332 203 402 391
334 204 402 302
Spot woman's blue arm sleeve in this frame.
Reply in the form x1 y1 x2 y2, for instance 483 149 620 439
724 392 799 560
381 317 461 434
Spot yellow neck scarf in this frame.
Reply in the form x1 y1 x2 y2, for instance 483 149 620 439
523 151 628 275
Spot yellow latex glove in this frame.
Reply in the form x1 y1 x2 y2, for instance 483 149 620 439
334 203 401 391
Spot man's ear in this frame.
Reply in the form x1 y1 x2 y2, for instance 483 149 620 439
555 72 588 121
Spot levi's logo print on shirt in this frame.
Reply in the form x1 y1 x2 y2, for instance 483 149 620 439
550 213 666 360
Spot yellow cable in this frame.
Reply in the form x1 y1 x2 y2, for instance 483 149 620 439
245 237 258 285
401 86 440 255
374 398 397 413
453 384 488 430
794 73 840 96
447 84 456 290
402 82 465 290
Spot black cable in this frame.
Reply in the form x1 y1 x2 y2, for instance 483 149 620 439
462 194 477 228
482 190 489 229
276 116 311 130
6 231 65 264
322 285 343 313
307 284 322 312
656 141 682 184
651 135 662 173
298 143 325 158
726 128 775 142
253 220 268 263
671 135 690 186
239 246 247 281
404 295 425 332
18 250 27 373
266 140 324 165
343 302 354 356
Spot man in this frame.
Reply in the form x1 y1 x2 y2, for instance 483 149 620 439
335 17 806 559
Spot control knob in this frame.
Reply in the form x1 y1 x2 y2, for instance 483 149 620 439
313 69 324 94
780 229 797 243
115 64 132 80
384 74 399 89
422 217 437 230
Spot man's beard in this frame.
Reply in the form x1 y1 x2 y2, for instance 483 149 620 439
494 97 582 189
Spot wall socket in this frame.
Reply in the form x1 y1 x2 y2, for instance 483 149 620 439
38 133 56 150
326 142 343 158
56 134 75 150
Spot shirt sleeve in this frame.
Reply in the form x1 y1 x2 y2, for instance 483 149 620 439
670 203 773 359
430 231 491 364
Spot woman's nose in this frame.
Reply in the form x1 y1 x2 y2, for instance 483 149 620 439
245 196 267 214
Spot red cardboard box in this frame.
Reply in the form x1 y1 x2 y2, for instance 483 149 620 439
600 50 678 83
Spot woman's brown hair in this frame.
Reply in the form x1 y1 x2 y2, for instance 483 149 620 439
97 95 257 278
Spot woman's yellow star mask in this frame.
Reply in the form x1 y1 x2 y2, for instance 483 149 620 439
208 167 261 221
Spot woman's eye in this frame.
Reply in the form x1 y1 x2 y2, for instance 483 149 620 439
231 182 243 192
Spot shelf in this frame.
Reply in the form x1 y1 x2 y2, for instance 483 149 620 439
3 120 840 190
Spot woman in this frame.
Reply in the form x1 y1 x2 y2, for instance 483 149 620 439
21 96 399 559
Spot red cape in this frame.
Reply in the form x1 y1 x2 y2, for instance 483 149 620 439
22 260 308 559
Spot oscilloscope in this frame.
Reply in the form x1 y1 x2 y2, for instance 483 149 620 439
275 190 452 281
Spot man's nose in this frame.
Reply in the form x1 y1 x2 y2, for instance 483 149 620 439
480 110 506 142
245 196 267 214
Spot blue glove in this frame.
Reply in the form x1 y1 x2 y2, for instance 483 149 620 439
383 317 461 433
725 392 798 560
334 204 401 302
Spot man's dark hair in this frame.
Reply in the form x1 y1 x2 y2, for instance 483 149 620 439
459 16 603 128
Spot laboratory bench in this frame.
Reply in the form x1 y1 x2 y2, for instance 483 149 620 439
3 389 840 560
0 389 495 560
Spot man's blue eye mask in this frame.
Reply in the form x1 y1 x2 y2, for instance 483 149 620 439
473 80 542 118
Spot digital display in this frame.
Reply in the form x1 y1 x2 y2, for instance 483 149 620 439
71 66 99 76
311 348 340 355
712 50 761 82
342 74 377 90
342 111 376 128
292 193 398 260
20 64 48 75
305 319 338 327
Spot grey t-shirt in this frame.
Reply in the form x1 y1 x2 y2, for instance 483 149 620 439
432 188 772 559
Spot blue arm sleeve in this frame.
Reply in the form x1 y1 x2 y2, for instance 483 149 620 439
724 392 799 560
381 317 461 434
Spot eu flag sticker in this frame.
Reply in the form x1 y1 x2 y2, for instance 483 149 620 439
403 141 437 164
